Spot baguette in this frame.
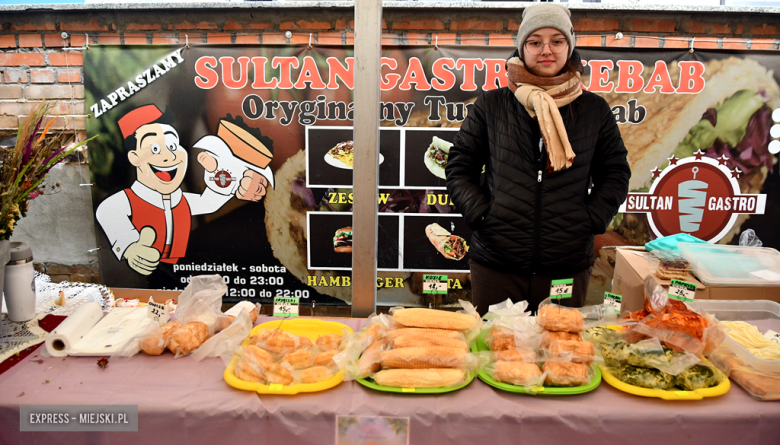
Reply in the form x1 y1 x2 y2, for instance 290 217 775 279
392 335 469 351
393 308 477 332
384 328 464 341
380 346 468 369
373 368 467 388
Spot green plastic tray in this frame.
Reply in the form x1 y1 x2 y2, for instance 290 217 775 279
473 336 601 395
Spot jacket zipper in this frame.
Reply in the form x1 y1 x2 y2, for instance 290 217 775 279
533 137 544 271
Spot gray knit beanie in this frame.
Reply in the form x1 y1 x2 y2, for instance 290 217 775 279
516 4 575 59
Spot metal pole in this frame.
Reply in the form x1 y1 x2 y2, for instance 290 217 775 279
351 0 382 318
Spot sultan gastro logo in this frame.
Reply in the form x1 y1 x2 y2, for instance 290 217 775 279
620 150 766 242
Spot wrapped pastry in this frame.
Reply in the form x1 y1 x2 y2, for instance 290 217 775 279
234 359 265 383
392 308 477 332
249 330 298 356
493 361 543 386
547 340 595 364
314 350 338 367
542 362 590 386
384 328 464 342
674 364 721 391
359 323 384 345
541 330 582 348
242 344 273 366
616 365 674 390
373 368 467 388
299 336 313 349
392 335 468 351
380 346 469 369
357 340 388 377
281 348 314 370
265 363 294 385
140 321 181 356
167 322 210 357
316 334 342 352
215 315 234 333
300 366 334 384
494 349 537 363
538 305 584 333
488 329 517 352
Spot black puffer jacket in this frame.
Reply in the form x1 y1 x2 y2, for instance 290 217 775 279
446 68 631 276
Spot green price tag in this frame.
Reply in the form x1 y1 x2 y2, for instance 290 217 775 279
668 279 696 302
550 278 573 299
422 274 448 295
604 292 622 314
273 296 299 317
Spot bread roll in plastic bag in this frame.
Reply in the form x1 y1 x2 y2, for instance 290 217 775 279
380 346 474 369
546 339 596 364
168 321 210 357
541 362 592 386
174 275 229 336
489 361 544 388
191 310 253 365
372 368 468 388
538 305 585 333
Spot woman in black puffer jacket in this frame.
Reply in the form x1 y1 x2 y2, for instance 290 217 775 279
446 4 630 315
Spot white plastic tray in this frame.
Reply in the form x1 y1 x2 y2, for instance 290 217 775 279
689 299 780 373
678 243 780 286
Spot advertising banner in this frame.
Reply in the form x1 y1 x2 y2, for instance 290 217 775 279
85 45 780 306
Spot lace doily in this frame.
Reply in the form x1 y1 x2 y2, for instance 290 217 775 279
2 272 114 317
0 313 48 364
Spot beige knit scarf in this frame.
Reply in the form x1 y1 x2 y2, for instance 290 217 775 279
507 57 582 172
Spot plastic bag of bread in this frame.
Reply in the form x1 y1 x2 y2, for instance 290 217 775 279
541 362 591 386
140 321 181 356
541 330 582 348
493 349 537 363
191 310 254 364
384 328 465 342
546 339 596 364
380 346 475 369
297 365 335 384
234 358 266 383
168 321 210 357
249 328 307 357
392 334 468 351
372 368 468 388
483 299 539 337
537 304 585 333
390 299 482 341
173 274 230 336
315 333 342 352
485 327 539 352
224 301 260 325
488 361 544 388
709 345 780 401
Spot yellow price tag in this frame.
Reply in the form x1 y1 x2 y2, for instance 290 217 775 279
269 383 284 391
401 388 415 393
674 391 689 396
531 386 545 392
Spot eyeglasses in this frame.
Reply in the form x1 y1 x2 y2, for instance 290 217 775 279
524 39 568 55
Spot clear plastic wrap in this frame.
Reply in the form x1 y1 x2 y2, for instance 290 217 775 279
650 249 691 281
372 368 469 388
615 364 674 390
379 346 476 369
248 328 307 358
674 364 722 390
710 345 780 401
622 338 701 376
541 362 592 386
739 228 763 247
174 275 230 337
493 348 537 363
541 330 582 348
537 302 617 333
546 339 596 364
625 305 726 356
487 361 545 389
168 321 210 357
485 327 540 352
389 300 482 342
191 310 253 365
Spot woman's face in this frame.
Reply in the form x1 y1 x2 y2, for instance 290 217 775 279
523 28 569 77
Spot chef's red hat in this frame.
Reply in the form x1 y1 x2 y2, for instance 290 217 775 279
118 104 164 139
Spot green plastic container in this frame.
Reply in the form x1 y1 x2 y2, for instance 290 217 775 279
473 337 601 395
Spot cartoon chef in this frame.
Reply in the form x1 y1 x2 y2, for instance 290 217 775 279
96 104 273 275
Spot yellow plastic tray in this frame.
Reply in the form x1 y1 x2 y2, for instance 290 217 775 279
596 325 730 400
224 318 354 395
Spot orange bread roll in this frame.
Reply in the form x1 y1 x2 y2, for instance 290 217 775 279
265 363 294 385
234 360 265 383
167 322 209 356
540 330 582 348
494 349 537 363
538 305 584 333
140 321 180 356
542 362 590 386
300 366 334 384
242 344 273 366
314 350 338 367
282 348 315 370
316 334 342 352
547 340 595 364
488 329 517 351
494 361 542 386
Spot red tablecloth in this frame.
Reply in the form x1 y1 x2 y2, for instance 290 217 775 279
1 316 779 445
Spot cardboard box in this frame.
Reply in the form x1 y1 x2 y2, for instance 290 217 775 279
612 247 780 312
